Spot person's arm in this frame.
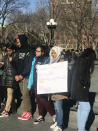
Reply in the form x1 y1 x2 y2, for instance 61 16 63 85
0 62 4 68
21 52 34 78
27 57 36 89
79 59 90 88
16 55 34 81
9 52 18 76
0 54 5 68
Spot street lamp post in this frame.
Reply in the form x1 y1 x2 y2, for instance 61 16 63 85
46 19 57 48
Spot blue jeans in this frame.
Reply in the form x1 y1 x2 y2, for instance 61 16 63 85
54 100 63 128
77 102 91 131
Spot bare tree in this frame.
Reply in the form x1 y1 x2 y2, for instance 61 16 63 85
6 0 50 45
51 0 98 49
0 0 29 42
0 0 50 46
33 0 49 44
35 0 49 12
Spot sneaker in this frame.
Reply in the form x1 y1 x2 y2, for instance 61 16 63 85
18 111 27 120
0 110 9 118
50 122 57 129
18 112 32 120
33 116 44 125
53 126 62 131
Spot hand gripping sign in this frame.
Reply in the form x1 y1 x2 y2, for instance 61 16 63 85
37 61 68 94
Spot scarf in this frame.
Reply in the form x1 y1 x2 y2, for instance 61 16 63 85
49 46 63 64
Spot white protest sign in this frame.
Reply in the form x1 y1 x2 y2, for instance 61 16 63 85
37 61 68 94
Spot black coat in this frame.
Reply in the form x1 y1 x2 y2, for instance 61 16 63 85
12 47 29 75
2 54 18 88
21 51 34 78
71 57 90 101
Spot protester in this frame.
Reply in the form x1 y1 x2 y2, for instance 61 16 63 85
27 46 56 124
11 34 32 120
49 46 69 131
71 48 96 131
0 48 5 109
15 50 35 120
13 34 29 76
0 44 18 117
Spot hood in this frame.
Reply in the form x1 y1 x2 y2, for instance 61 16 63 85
49 46 63 63
16 34 28 48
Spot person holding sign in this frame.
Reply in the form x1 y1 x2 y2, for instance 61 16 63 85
27 46 55 124
49 46 68 131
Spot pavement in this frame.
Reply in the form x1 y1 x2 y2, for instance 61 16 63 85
0 114 76 131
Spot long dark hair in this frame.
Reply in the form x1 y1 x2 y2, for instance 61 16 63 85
80 48 96 73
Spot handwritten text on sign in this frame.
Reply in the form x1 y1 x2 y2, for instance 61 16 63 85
37 61 68 94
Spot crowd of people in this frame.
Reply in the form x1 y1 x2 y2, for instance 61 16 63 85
0 34 96 131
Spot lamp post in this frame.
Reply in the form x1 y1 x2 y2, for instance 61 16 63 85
46 19 57 48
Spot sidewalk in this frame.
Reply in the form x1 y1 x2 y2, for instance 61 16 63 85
0 114 76 131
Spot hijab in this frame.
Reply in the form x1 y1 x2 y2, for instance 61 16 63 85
49 46 63 64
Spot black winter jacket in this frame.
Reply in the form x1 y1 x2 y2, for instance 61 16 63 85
21 51 35 78
2 54 18 88
71 57 90 101
12 47 29 75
